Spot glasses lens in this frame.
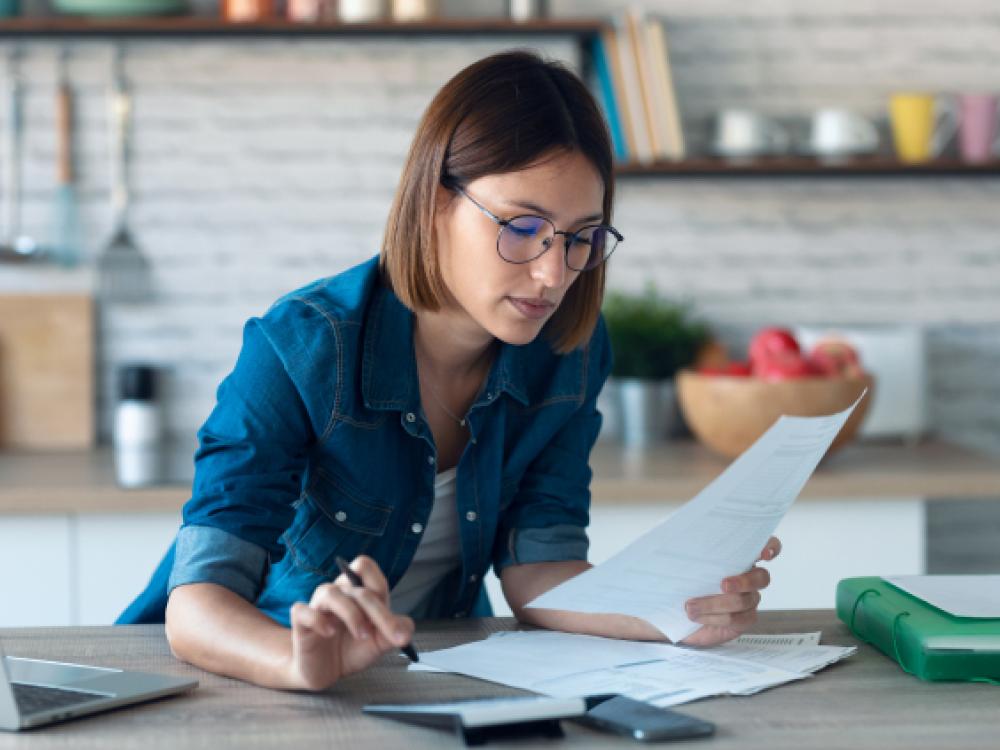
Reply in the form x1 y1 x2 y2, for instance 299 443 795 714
567 226 616 271
499 216 554 263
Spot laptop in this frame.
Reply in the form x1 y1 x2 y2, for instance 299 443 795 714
0 640 197 731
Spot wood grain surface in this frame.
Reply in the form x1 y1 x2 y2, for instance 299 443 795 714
0 295 94 450
1 612 997 749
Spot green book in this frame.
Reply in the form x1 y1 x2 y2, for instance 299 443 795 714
836 576 1000 683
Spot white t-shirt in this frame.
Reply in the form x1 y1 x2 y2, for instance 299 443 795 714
390 467 462 615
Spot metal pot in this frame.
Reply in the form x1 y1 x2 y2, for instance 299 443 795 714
616 377 679 448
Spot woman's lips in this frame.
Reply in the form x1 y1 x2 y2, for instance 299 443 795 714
507 296 556 320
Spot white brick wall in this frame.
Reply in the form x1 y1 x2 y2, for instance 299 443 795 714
1 2 999 455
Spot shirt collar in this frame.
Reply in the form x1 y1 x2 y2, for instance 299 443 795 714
362 283 531 411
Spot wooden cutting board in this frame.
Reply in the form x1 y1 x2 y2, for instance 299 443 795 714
0 294 95 450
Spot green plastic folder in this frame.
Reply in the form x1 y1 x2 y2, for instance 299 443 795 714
836 576 1000 684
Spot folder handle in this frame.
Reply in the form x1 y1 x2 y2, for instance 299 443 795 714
849 588 881 632
890 611 914 676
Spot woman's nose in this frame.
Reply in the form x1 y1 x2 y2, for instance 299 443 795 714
529 241 566 288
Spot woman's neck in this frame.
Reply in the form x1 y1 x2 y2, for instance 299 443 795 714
413 309 496 381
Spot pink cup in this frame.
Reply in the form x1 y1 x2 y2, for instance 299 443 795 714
958 93 1000 163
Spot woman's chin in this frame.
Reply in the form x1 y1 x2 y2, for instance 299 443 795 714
489 318 547 347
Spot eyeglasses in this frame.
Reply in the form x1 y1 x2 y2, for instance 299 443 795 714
448 183 622 272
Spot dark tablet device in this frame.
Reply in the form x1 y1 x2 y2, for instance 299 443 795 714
575 695 716 742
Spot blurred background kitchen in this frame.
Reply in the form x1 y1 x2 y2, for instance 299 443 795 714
1 0 998 627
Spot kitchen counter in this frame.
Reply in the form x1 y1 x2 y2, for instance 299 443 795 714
1 438 997 515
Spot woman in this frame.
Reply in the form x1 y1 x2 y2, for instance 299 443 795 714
121 50 780 691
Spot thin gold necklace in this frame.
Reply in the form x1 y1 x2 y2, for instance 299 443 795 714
415 341 495 430
421 375 469 428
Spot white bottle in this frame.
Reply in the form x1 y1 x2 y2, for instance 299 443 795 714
113 365 163 488
338 0 384 23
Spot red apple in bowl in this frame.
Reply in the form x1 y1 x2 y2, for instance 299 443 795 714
749 327 800 367
808 338 864 378
698 360 753 377
752 351 818 381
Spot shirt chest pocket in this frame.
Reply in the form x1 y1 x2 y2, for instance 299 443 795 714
281 467 393 579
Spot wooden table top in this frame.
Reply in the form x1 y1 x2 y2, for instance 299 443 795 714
0 438 997 515
1 611 997 749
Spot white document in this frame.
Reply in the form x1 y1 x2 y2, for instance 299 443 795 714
417 630 811 708
528 395 865 642
885 575 1000 619
704 633 856 679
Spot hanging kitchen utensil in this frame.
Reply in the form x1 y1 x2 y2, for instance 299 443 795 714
96 45 152 303
50 48 82 267
0 48 41 264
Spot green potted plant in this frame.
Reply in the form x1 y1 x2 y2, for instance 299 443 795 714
601 289 710 447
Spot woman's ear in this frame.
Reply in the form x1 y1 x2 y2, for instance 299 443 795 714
434 182 456 217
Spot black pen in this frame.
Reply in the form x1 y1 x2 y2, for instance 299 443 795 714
334 556 419 663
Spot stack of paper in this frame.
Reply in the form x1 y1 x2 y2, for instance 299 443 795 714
412 631 855 707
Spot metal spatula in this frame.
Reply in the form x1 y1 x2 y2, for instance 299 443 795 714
97 48 151 304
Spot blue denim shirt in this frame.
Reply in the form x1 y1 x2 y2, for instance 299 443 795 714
118 256 610 626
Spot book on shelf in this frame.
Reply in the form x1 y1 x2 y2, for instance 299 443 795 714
590 32 629 162
590 9 686 165
611 15 653 164
644 15 685 160
625 9 662 161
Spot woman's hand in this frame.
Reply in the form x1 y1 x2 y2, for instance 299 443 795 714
283 555 414 691
679 536 782 648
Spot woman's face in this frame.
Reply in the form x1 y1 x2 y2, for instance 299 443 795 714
434 150 605 347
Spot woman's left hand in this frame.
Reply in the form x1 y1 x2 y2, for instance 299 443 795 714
678 536 782 648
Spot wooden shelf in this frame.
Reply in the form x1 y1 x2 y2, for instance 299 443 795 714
0 16 608 39
615 156 1000 177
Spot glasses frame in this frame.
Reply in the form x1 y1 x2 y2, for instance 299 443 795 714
447 183 623 272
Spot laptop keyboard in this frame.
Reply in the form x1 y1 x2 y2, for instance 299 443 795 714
12 683 105 715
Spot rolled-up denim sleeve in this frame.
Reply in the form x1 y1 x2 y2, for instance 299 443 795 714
492 317 613 573
170 307 318 601
168 525 269 601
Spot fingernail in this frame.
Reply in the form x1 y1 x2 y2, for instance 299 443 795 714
395 629 409 643
723 580 736 593
685 604 699 617
359 628 370 641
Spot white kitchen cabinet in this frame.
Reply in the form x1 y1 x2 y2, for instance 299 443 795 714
0 513 180 628
0 499 934 626
484 498 926 617
0 515 74 627
75 513 181 625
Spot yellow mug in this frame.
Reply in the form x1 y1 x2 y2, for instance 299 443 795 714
889 93 958 163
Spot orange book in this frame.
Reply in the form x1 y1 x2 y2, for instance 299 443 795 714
646 17 686 160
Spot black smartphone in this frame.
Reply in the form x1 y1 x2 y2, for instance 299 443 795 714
574 695 716 742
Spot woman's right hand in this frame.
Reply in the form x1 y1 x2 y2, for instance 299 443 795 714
284 555 415 691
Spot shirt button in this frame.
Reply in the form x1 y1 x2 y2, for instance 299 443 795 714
427 456 434 465
411 522 424 534
465 511 477 522
405 412 416 423
334 510 347 523
468 574 478 583
454 611 466 618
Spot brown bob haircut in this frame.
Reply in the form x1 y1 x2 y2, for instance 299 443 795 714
379 49 615 354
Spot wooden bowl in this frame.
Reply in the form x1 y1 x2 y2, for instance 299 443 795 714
676 369 875 459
